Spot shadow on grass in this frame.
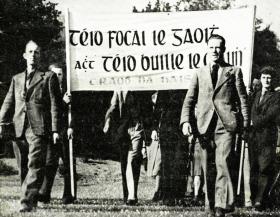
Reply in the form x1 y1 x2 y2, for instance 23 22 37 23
0 160 17 175
43 198 204 213
2 195 280 216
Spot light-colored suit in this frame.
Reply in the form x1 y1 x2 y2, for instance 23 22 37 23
180 62 249 134
180 61 249 210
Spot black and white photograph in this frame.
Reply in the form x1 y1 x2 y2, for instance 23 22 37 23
0 0 280 216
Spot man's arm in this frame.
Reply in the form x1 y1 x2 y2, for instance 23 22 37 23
48 73 62 143
0 78 15 125
180 71 198 136
235 68 249 128
103 91 119 133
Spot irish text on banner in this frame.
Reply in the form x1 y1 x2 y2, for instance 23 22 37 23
67 7 255 91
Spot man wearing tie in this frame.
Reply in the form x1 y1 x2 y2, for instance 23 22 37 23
103 91 143 205
250 66 280 210
0 40 61 212
180 34 249 217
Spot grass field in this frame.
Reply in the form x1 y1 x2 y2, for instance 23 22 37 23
1 158 280 217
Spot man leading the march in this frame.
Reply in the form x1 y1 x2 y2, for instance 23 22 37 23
180 34 249 217
0 40 61 212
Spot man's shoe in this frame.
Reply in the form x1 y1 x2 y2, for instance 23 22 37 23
126 199 138 206
205 209 215 217
254 202 262 211
37 194 50 204
152 192 160 202
192 196 200 206
19 203 33 212
175 198 188 207
163 198 175 206
62 196 75 205
215 207 225 217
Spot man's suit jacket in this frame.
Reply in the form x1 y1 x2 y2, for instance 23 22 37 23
251 90 280 147
0 70 61 137
180 62 249 134
105 91 142 142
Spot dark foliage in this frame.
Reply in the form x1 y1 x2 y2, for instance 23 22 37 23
0 0 63 79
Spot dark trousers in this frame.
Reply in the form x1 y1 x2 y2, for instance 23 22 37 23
13 125 48 206
250 143 275 204
39 138 77 199
160 135 187 201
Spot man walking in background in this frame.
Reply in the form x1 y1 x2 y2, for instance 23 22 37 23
0 40 61 212
38 63 76 204
103 91 143 205
180 34 249 217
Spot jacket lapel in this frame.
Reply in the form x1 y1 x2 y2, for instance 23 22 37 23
215 67 232 90
17 72 26 90
26 71 45 99
28 71 44 90
258 91 274 107
203 66 214 92
16 72 26 100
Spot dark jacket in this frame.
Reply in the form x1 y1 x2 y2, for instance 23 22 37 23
251 90 280 147
105 91 143 143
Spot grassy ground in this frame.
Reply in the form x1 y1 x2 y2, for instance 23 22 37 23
1 158 280 217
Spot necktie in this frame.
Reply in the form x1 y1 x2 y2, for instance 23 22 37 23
26 72 34 89
211 64 219 88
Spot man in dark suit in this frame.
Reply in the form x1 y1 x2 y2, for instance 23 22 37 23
38 63 76 204
0 40 61 212
180 34 249 217
250 66 280 210
103 91 143 205
148 90 187 206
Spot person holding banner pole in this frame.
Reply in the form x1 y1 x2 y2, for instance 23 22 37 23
38 63 76 204
103 91 144 205
180 34 249 217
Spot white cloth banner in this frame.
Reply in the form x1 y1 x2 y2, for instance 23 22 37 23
67 7 255 91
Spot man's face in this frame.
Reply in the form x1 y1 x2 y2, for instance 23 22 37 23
52 67 63 85
23 41 40 68
207 38 225 64
260 74 272 89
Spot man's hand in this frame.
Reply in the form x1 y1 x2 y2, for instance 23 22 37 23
142 146 147 159
241 127 249 142
103 119 110 134
53 132 60 144
63 92 72 104
276 147 280 155
182 122 192 136
67 128 74 139
188 134 194 144
151 130 158 141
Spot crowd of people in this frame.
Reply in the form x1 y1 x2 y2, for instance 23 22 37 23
0 34 280 217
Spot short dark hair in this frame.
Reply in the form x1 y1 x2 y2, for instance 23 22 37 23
260 66 275 78
207 34 226 48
